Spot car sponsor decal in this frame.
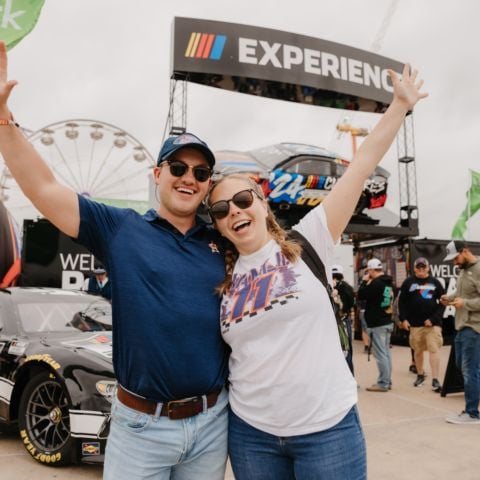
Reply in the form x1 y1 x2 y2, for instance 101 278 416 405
7 340 28 355
20 429 62 464
82 441 101 456
62 333 113 359
268 170 338 204
70 410 110 439
0 377 14 404
24 353 60 370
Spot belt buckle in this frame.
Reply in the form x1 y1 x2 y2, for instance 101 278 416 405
166 397 198 419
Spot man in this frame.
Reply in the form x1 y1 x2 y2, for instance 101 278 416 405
84 264 112 300
398 257 445 392
357 258 394 392
332 265 355 373
441 240 480 424
0 42 228 479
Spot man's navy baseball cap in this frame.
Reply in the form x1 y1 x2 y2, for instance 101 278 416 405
157 133 215 168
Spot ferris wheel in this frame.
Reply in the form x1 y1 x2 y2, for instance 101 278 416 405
0 119 156 224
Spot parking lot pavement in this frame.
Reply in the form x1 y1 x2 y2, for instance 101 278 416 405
0 431 102 479
1 342 479 480
356 341 479 480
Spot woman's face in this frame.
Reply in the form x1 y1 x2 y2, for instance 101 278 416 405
209 177 271 255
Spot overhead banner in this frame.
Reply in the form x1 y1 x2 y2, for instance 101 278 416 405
0 0 45 50
172 17 404 111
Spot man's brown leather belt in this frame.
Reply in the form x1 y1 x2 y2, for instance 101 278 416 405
117 385 222 420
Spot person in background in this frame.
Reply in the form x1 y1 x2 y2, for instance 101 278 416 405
0 41 229 479
206 64 427 479
398 257 445 392
441 240 480 424
332 264 356 373
83 264 112 300
357 258 395 392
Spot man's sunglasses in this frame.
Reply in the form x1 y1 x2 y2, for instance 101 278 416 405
162 160 212 182
208 188 263 220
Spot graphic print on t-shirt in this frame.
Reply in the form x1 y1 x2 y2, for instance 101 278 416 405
221 251 300 332
408 282 436 299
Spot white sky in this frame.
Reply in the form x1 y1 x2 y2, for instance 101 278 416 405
4 0 480 241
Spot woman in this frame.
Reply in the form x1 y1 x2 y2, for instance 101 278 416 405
207 65 427 480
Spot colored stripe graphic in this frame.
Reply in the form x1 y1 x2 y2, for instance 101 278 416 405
196 33 209 58
185 32 197 57
184 33 226 59
210 35 226 59
202 34 215 58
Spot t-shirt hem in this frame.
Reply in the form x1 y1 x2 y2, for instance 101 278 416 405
231 398 357 437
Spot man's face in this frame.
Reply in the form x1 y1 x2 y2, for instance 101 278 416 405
414 264 429 279
153 147 211 221
453 250 468 269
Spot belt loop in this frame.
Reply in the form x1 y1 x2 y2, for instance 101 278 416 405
154 402 163 420
202 394 208 413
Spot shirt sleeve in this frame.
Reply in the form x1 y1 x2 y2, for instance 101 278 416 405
75 194 128 266
398 280 409 321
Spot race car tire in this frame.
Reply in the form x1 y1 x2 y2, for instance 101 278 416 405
18 371 75 466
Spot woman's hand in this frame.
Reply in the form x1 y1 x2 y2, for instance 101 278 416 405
388 63 428 112
0 41 18 115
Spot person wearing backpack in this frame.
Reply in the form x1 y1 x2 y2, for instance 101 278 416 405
357 258 395 392
206 64 427 480
332 265 356 373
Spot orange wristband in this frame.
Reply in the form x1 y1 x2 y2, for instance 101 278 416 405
0 117 19 127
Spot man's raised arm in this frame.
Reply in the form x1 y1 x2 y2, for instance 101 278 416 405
0 41 79 237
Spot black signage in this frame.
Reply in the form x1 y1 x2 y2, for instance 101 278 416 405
21 219 98 289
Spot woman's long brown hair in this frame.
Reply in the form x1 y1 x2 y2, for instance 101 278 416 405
208 174 302 295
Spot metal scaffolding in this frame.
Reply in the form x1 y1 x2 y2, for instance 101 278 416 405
396 113 418 232
163 77 188 142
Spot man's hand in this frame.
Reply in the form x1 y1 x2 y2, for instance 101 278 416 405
440 295 450 306
0 41 18 116
450 297 465 309
424 319 433 327
401 320 410 331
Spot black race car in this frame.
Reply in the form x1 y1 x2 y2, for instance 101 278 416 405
214 143 389 227
0 287 115 466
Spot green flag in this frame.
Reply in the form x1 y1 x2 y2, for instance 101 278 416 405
451 169 480 239
0 0 45 50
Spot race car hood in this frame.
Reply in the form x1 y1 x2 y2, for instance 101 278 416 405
34 331 114 365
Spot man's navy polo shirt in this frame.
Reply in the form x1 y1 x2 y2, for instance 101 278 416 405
76 195 228 401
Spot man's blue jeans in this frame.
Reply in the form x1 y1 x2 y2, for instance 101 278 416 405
454 327 480 418
228 406 366 480
367 323 393 389
103 388 228 480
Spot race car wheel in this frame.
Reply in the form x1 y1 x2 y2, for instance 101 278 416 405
18 371 74 466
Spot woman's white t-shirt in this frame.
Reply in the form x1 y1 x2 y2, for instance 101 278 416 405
221 205 357 436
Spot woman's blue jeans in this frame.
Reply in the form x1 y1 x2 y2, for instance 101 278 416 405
454 327 480 418
228 406 366 480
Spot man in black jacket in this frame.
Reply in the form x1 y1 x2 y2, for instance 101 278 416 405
399 257 445 391
358 258 394 392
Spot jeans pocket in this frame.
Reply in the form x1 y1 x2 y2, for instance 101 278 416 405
112 398 151 433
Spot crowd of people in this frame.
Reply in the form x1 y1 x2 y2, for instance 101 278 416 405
1 33 479 480
348 241 480 427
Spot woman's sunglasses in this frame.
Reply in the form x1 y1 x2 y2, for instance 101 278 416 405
208 189 263 220
162 159 212 183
